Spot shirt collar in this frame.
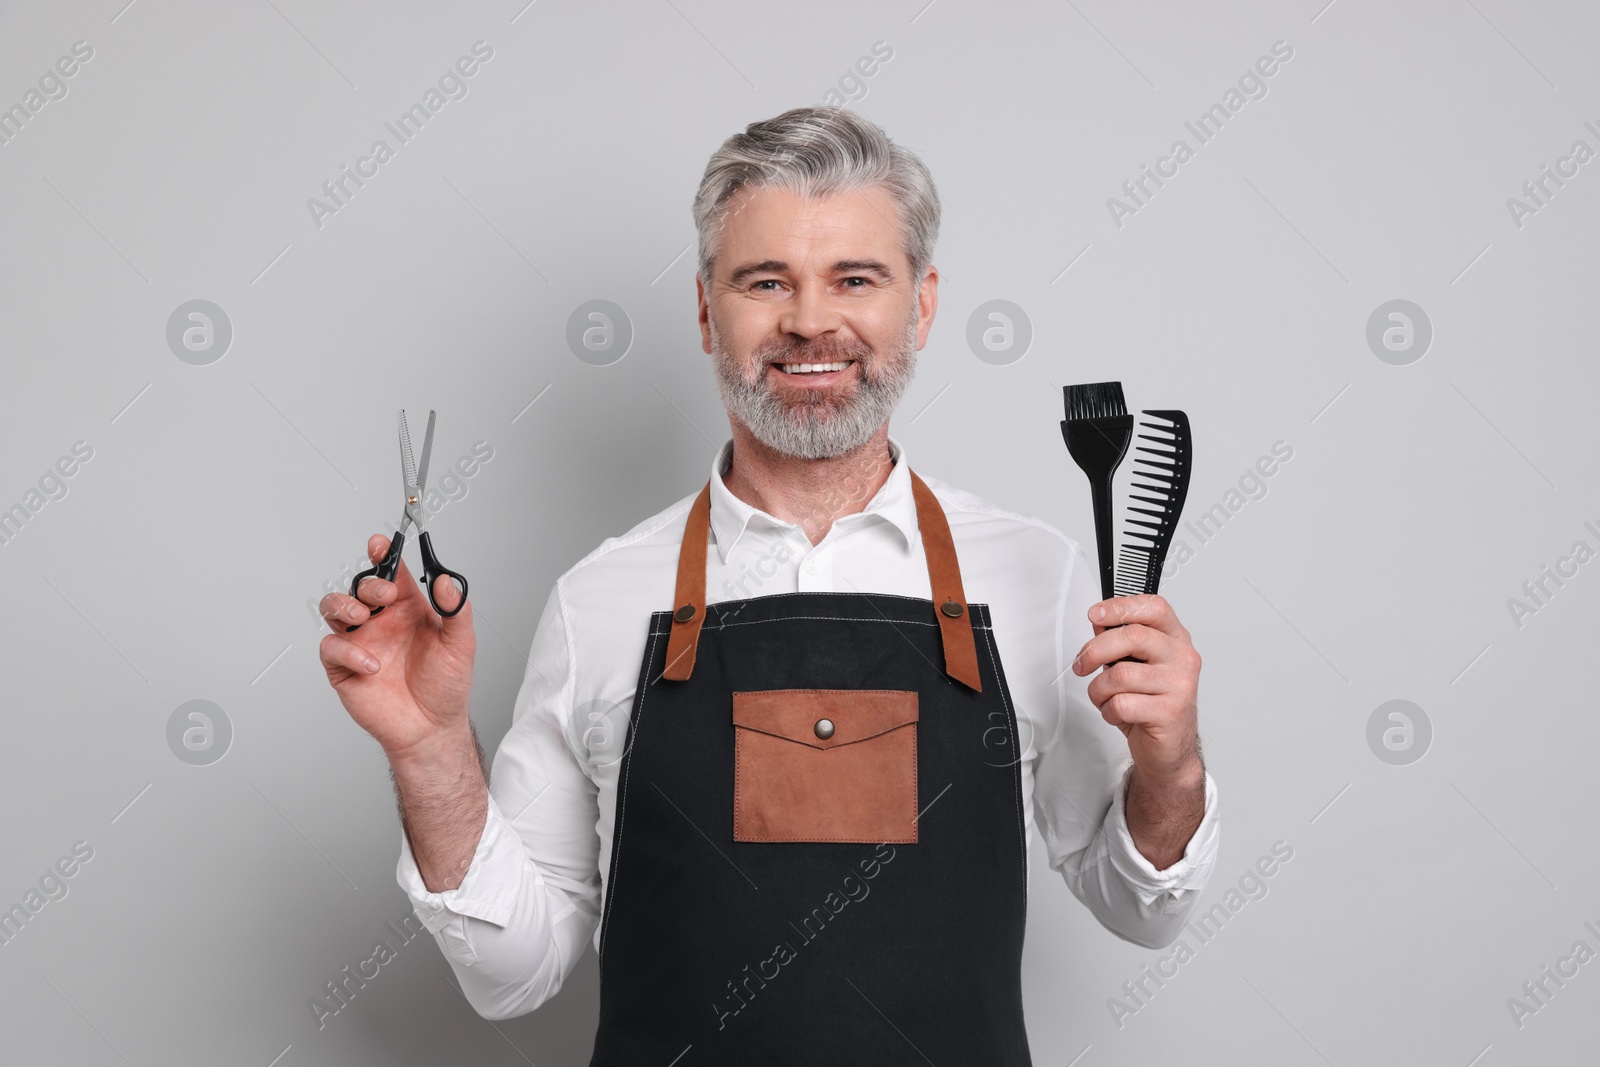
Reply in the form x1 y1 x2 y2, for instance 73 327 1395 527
707 434 919 564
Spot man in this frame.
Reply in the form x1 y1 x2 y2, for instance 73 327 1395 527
318 106 1218 1063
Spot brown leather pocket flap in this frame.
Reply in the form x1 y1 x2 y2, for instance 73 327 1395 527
731 689 918 750
731 688 920 843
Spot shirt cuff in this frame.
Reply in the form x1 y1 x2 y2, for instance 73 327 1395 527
1104 762 1220 907
395 792 573 933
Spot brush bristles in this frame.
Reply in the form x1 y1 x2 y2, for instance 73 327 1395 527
1063 381 1128 422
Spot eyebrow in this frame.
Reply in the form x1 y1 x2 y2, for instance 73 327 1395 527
726 258 895 286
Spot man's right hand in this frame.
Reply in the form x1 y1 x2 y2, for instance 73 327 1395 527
318 533 477 761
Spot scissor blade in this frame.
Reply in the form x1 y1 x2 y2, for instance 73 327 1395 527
398 409 418 494
415 410 437 498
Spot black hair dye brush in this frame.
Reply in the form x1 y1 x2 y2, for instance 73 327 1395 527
1062 384 1192 600
1061 382 1134 600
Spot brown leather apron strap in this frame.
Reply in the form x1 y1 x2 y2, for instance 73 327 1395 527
661 481 713 682
662 469 983 692
908 469 983 692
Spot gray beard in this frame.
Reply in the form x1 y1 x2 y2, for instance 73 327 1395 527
710 306 919 461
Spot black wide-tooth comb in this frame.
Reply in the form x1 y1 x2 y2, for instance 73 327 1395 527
1061 382 1134 600
1114 410 1192 596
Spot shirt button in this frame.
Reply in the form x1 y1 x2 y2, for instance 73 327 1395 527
814 718 834 739
805 558 818 574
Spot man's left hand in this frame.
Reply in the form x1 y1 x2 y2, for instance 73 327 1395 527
1071 594 1202 782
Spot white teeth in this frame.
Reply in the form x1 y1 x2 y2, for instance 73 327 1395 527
777 361 850 374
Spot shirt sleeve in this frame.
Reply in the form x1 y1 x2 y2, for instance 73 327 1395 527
394 581 603 1020
1032 538 1220 949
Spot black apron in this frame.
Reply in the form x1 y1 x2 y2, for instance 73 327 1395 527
589 469 1032 1065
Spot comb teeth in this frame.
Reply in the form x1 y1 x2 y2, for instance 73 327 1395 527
1062 381 1128 422
1115 548 1156 598
1114 409 1192 596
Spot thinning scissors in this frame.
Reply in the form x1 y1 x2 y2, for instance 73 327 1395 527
345 409 468 631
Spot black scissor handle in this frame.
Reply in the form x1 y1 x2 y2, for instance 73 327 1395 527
418 531 468 617
344 531 405 632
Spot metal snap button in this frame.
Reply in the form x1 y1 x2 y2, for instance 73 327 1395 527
813 718 834 739
673 603 696 623
940 599 964 617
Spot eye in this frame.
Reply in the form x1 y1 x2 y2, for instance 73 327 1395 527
751 279 782 291
841 276 869 288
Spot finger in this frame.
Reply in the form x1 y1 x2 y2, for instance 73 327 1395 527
1086 660 1169 706
385 550 426 605
353 574 399 609
1073 624 1175 674
349 534 397 607
352 533 424 608
1089 594 1188 640
319 592 369 633
320 633 381 677
1096 691 1162 730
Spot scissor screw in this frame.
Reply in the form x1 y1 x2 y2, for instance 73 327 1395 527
408 495 418 505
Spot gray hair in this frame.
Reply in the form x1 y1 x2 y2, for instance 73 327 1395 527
691 106 941 288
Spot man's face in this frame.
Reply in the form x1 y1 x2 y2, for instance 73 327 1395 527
697 184 938 460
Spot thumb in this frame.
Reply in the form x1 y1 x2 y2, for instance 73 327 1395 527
432 573 473 641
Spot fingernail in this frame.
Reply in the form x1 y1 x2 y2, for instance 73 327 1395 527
362 655 380 673
1090 604 1105 622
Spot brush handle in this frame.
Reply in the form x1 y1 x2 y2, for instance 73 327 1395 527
1097 500 1131 663
1089 478 1117 601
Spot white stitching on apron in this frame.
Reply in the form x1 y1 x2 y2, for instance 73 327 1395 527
976 608 1029 914
598 620 665 966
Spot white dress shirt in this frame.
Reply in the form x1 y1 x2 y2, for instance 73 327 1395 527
396 434 1220 1021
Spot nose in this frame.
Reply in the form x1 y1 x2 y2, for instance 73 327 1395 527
777 277 842 340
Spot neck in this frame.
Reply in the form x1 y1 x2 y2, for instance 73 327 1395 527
721 421 894 546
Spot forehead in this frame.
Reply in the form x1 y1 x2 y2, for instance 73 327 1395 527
716 184 907 274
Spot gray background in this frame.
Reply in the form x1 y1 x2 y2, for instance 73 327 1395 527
1 0 1596 1063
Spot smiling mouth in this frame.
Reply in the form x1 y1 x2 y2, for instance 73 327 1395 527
770 359 855 376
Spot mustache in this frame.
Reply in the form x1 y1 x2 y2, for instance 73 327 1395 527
756 334 876 366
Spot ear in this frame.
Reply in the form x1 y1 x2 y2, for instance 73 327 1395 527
914 264 939 350
697 273 712 354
